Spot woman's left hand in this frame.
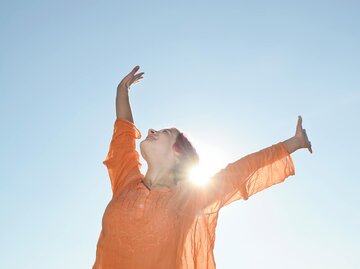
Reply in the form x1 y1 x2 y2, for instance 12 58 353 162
295 115 313 153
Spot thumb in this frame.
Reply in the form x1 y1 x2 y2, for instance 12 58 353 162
296 115 302 131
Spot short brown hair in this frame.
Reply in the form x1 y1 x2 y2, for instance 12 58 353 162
172 131 199 183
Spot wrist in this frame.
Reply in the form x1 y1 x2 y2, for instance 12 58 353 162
283 136 301 154
117 84 129 92
117 87 129 97
292 136 302 149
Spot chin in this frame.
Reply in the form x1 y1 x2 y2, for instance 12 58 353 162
140 141 149 160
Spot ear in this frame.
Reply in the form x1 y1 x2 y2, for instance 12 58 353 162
173 147 180 157
172 144 181 159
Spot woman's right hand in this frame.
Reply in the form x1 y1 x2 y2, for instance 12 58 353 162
118 65 144 90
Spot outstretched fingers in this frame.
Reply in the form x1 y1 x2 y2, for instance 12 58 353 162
295 115 313 154
130 65 140 75
131 72 144 84
118 65 144 89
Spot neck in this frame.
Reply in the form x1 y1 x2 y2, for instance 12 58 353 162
143 164 177 190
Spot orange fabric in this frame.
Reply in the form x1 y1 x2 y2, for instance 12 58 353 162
92 118 295 269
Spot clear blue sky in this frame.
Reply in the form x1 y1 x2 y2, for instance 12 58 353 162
1 0 359 268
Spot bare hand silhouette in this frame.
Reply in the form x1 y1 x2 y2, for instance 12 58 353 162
118 65 144 90
295 115 313 153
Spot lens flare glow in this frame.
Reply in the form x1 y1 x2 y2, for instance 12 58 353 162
189 165 212 186
187 143 229 186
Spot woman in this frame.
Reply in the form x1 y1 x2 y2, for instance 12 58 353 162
92 66 312 269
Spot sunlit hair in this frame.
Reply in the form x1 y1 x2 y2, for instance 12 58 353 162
172 131 200 184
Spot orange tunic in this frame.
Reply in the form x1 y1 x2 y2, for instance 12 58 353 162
92 118 295 269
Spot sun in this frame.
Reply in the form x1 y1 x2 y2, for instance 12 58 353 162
187 143 229 186
188 165 211 186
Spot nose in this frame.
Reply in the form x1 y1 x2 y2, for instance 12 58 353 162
148 128 157 135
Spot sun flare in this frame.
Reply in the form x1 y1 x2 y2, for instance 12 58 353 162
187 143 229 186
189 165 212 186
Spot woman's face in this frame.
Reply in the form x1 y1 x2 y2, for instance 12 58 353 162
140 127 180 165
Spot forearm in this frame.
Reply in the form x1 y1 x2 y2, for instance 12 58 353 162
229 139 297 181
116 86 134 123
204 141 295 210
283 136 301 154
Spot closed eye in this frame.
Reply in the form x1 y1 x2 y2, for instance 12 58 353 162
163 129 171 135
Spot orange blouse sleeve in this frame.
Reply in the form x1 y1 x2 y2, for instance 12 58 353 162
102 118 142 193
195 142 295 214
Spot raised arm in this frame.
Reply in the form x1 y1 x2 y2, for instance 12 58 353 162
192 115 312 214
116 65 144 122
102 66 144 194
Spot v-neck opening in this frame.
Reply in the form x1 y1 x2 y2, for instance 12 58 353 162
138 180 178 192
